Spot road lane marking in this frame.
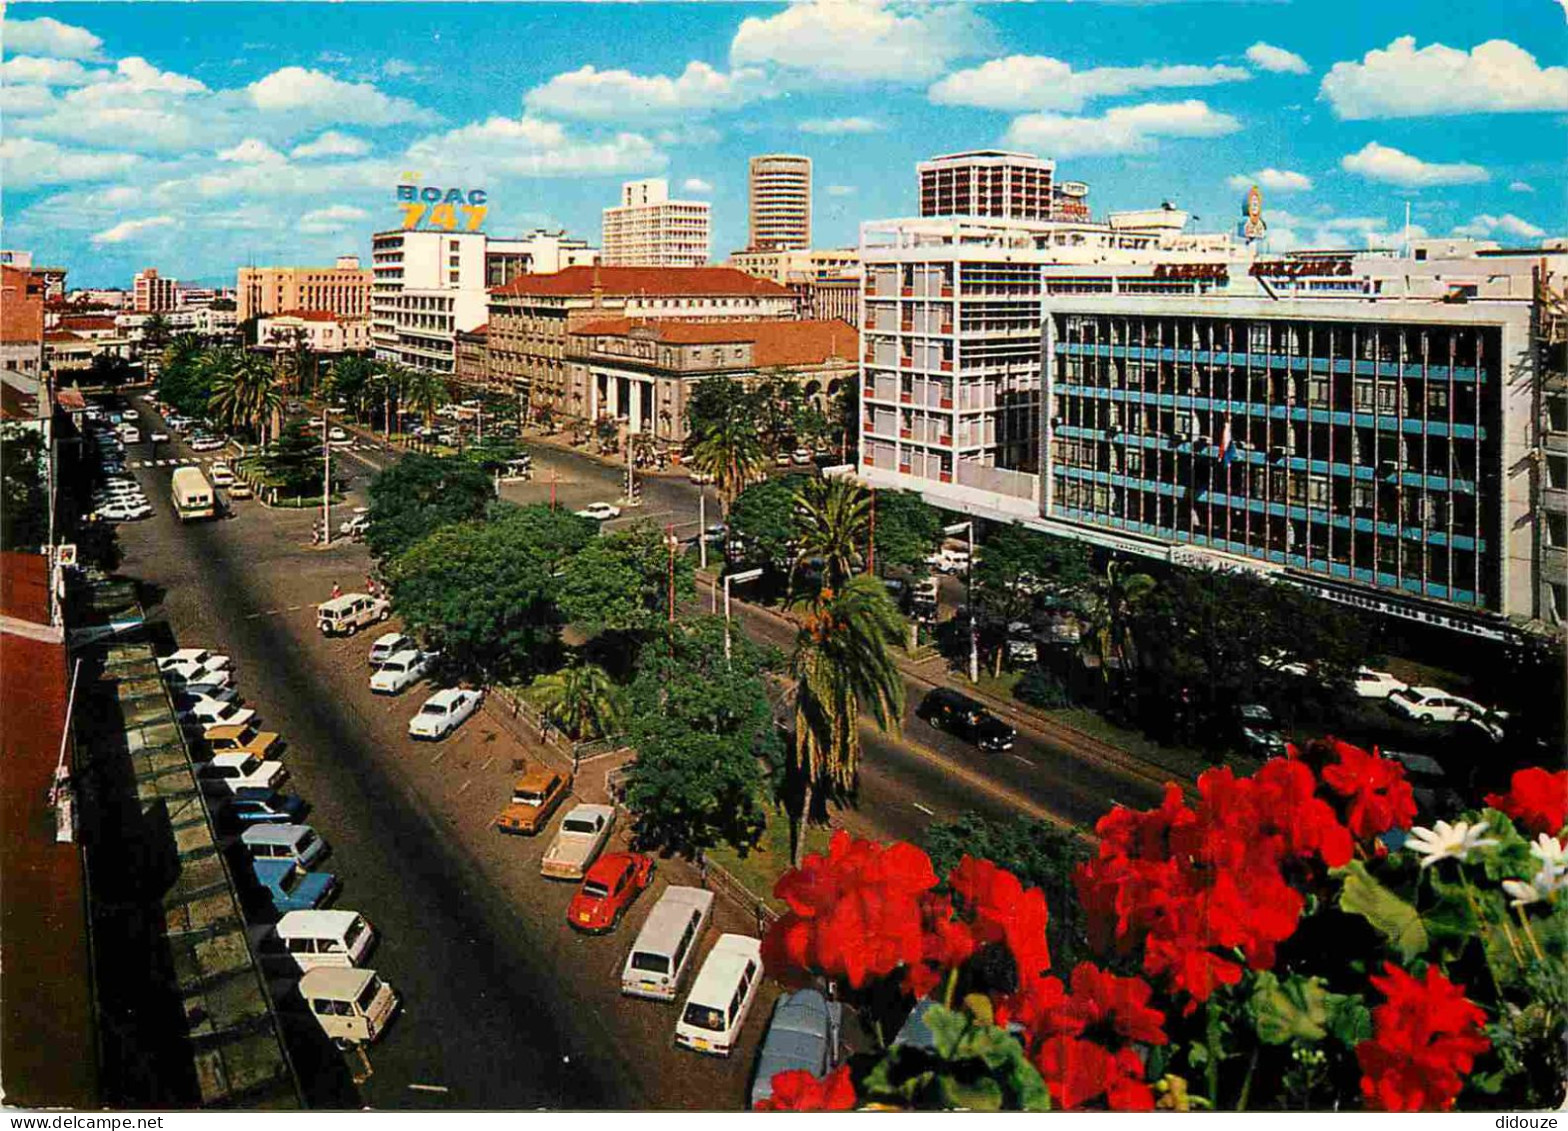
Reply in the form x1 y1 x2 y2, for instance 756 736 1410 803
1012 754 1035 767
479 755 494 771
430 749 447 765
455 778 472 796
408 1084 449 1094
912 802 935 816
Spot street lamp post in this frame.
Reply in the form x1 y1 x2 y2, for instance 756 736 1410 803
698 486 707 571
321 410 333 547
944 521 978 683
723 568 764 665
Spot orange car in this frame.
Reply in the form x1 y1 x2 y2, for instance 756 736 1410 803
494 765 572 836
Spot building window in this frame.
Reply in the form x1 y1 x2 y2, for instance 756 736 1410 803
1547 511 1568 549
1547 394 1568 434
1549 454 1568 491
1549 581 1567 624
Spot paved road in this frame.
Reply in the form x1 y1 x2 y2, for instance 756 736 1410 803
110 398 772 1110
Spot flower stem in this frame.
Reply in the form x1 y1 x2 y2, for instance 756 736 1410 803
1236 1046 1259 1113
1205 1000 1221 1109
1514 906 1546 963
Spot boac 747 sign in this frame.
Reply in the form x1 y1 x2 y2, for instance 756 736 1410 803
395 179 488 232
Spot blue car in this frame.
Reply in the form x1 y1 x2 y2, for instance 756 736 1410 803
251 857 337 914
749 989 843 1109
221 790 306 829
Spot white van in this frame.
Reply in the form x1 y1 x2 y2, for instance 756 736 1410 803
620 885 713 1001
252 909 375 974
317 593 390 636
240 823 328 870
299 967 399 1047
674 934 764 1057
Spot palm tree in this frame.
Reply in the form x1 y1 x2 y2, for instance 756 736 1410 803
401 367 448 445
689 410 767 515
208 349 282 451
1084 559 1157 684
789 475 870 597
373 361 407 441
787 575 906 864
325 355 377 421
142 312 172 359
530 662 624 742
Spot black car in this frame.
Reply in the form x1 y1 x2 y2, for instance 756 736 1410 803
917 688 1016 751
1232 703 1288 758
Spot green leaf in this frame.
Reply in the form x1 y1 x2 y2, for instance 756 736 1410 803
1249 971 1330 1045
1475 811 1535 883
924 1005 970 1060
1337 860 1429 961
1324 993 1373 1047
937 1075 1003 1112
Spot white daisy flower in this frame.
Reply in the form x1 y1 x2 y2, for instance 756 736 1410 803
1530 833 1567 877
1406 820 1499 869
1502 866 1563 909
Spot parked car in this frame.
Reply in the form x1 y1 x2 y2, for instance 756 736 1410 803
240 822 329 871
161 660 234 690
368 632 414 668
926 547 971 575
566 852 655 933
339 513 371 539
89 501 151 522
621 886 714 1001
317 592 390 636
329 426 349 443
227 481 253 500
574 502 621 521
149 429 170 443
791 448 814 465
494 765 571 835
1351 667 1406 699
208 463 235 487
540 803 616 880
172 684 241 708
408 687 482 740
197 752 286 797
159 647 234 677
175 694 256 732
295 967 398 1048
250 857 337 915
687 468 715 485
369 649 434 695
1233 703 1288 757
675 934 764 1057
218 789 306 830
917 688 1016 752
251 909 375 975
1388 686 1483 725
1381 750 1467 821
749 989 844 1109
204 721 283 759
189 434 225 452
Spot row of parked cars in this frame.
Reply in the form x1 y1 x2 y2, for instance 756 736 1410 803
159 645 401 1049
84 422 154 523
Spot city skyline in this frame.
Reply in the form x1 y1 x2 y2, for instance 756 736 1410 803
3 1 1564 286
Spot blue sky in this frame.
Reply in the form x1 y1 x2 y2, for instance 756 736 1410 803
3 1 1564 287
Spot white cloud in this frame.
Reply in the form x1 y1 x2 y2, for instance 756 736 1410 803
2 16 104 60
248 67 437 126
731 0 993 85
1452 213 1547 240
104 57 208 97
405 115 665 179
1509 180 1536 193
681 177 713 194
0 56 103 86
0 84 57 116
381 58 422 79
299 204 369 233
931 56 1249 113
1321 37 1568 119
1004 100 1239 157
0 137 140 188
798 116 882 134
826 184 857 197
1340 142 1488 187
1245 42 1309 75
90 215 176 246
1264 208 1423 251
525 61 769 121
1226 168 1313 193
290 131 371 159
656 124 723 147
217 138 287 164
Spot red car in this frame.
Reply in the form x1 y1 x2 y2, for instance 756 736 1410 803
567 852 655 933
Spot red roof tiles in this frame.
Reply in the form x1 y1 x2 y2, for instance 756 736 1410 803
571 318 857 367
492 265 792 299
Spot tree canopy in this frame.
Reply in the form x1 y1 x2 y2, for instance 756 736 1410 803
623 616 783 857
1 426 46 551
365 453 498 562
727 474 808 575
869 489 945 577
556 522 696 636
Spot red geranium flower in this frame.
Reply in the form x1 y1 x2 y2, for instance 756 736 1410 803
764 831 937 988
995 970 1066 1037
948 856 1052 981
1034 1036 1153 1111
754 1064 856 1111
1057 962 1168 1047
901 891 976 999
1485 767 1568 838
1356 963 1490 1112
1320 740 1418 841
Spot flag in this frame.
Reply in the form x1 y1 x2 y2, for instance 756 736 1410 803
1220 417 1238 466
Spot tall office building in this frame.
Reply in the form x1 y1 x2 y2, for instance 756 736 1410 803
601 179 710 268
131 268 178 314
370 230 489 374
237 258 372 323
917 150 1057 222
748 154 812 252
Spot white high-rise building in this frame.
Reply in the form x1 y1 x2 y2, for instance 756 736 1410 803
602 179 710 267
370 230 489 374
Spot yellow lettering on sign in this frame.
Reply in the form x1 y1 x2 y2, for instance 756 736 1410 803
427 202 458 231
400 203 426 230
461 204 488 232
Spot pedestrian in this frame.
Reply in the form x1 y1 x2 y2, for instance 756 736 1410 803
330 582 342 600
365 573 377 597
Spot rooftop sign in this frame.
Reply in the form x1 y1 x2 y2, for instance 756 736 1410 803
395 177 488 232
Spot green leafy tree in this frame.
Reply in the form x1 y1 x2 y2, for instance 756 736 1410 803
1 426 47 550
365 453 498 562
970 524 1094 673
258 419 323 497
389 505 595 681
790 474 870 596
208 349 282 448
556 522 695 636
921 812 1092 967
727 474 809 575
787 575 906 863
687 377 768 513
87 353 133 390
402 367 448 437
141 313 172 356
529 662 623 741
325 355 378 420
831 380 859 463
869 489 944 577
624 617 781 857
157 339 218 418
1082 559 1157 686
